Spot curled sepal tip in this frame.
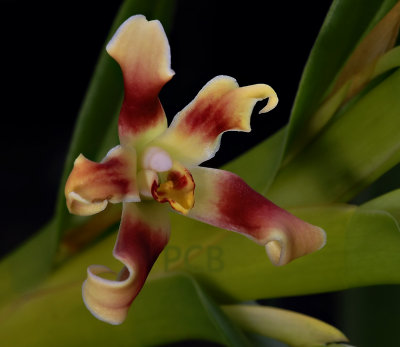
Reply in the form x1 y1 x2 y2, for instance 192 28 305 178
152 161 195 215
65 145 139 216
188 167 326 265
152 76 278 166
82 202 170 324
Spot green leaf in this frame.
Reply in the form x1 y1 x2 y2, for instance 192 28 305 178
223 127 286 194
0 272 249 347
328 1 400 99
224 0 400 200
0 219 57 307
297 46 400 158
8 200 400 326
284 0 399 160
150 202 400 301
267 68 400 207
361 188 400 222
222 304 349 347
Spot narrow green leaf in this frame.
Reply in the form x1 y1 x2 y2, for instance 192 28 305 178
221 304 349 347
361 188 400 223
14 201 400 320
4 197 398 341
285 0 398 159
267 68 400 207
374 45 400 76
0 272 249 347
328 1 400 98
227 1 399 197
0 219 57 307
223 127 286 194
291 46 400 163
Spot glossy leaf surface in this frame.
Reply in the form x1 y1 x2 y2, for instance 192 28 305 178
284 0 399 157
0 272 249 347
267 69 400 207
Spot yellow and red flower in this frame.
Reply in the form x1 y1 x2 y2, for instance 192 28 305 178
65 15 326 325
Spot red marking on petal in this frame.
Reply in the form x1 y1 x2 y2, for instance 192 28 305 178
153 77 277 166
188 167 325 265
96 158 131 195
178 97 241 142
68 156 132 201
216 173 286 240
82 202 170 324
118 84 165 138
114 214 169 300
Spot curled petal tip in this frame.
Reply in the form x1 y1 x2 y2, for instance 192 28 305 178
152 77 278 166
258 85 279 114
65 146 139 216
265 239 285 266
265 225 326 266
67 191 108 216
82 265 134 325
82 203 170 324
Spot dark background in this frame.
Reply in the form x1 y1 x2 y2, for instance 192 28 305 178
3 1 397 346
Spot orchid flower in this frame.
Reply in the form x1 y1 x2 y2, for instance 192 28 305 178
65 15 326 325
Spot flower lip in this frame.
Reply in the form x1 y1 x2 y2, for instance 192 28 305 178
151 162 195 214
67 191 108 216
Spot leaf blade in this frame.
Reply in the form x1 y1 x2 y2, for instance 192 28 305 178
0 272 249 347
284 0 399 158
222 304 349 347
267 68 400 207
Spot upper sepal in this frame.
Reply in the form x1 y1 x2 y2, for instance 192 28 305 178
107 15 174 148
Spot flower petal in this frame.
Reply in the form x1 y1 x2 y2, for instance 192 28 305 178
187 167 326 265
152 161 195 215
82 202 170 325
65 146 139 216
106 15 174 148
152 76 278 165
